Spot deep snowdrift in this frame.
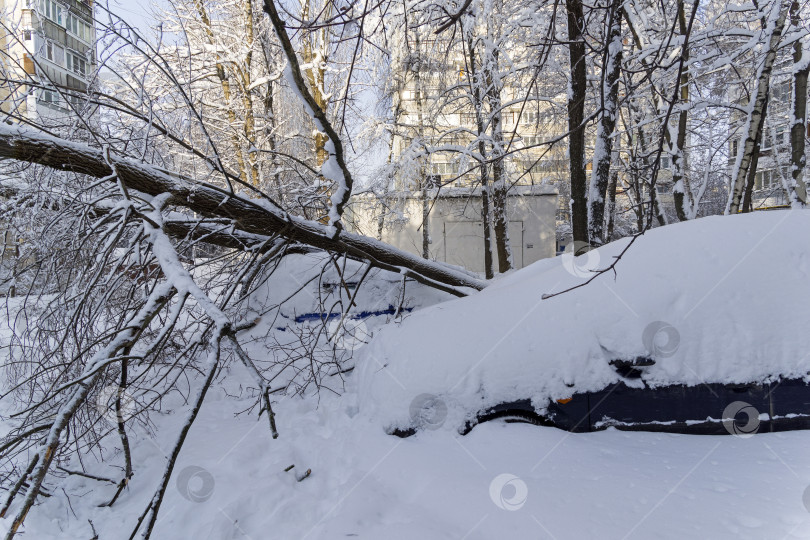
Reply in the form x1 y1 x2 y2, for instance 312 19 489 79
357 210 810 432
3 213 810 540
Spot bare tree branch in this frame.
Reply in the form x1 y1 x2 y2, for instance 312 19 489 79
0 124 484 295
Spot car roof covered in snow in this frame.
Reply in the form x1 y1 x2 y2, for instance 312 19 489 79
356 210 810 432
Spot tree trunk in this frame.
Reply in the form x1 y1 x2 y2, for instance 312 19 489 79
258 32 285 200
264 0 353 232
487 90 509 275
483 16 512 273
301 0 332 168
606 132 620 241
466 32 495 279
491 162 511 272
567 0 589 248
400 19 432 260
742 94 769 212
672 0 694 221
790 0 809 206
587 0 622 245
727 2 788 214
0 125 485 294
650 185 667 227
193 0 253 186
742 148 760 212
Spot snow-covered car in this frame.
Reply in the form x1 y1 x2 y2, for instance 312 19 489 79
356 210 810 437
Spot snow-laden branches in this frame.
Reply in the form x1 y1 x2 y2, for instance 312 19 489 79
0 123 483 293
262 0 355 235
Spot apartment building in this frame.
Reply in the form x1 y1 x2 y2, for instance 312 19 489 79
0 0 95 123
0 0 95 293
369 32 565 270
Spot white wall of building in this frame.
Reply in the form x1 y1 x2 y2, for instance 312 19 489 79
350 186 558 274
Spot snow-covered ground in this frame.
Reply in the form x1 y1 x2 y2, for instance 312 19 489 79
3 210 810 539
7 387 810 539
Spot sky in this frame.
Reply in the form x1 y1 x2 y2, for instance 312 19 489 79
105 0 162 36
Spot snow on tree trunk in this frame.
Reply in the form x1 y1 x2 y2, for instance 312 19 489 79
671 0 695 221
789 0 809 207
727 0 789 214
487 84 512 273
412 31 431 260
263 0 353 236
742 95 769 212
482 0 512 273
466 31 495 279
587 0 622 245
606 130 621 241
192 0 259 187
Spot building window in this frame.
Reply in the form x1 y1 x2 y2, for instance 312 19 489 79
761 130 771 150
660 156 671 169
401 89 425 101
775 125 786 146
41 0 62 25
460 112 477 125
66 93 82 108
730 139 738 157
523 135 542 147
755 169 783 191
66 52 86 77
524 159 565 175
67 14 93 43
431 162 459 176
756 167 790 190
38 88 61 107
772 81 790 105
44 40 64 65
24 30 32 41
521 110 540 124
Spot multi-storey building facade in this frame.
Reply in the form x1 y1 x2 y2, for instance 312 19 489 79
373 33 566 270
389 37 569 191
0 0 95 123
0 0 95 292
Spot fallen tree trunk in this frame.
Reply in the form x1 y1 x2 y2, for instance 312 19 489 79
0 124 485 295
0 179 307 255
